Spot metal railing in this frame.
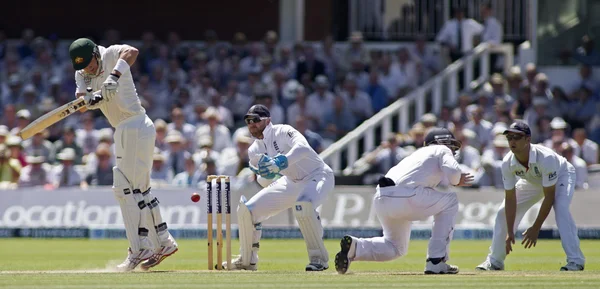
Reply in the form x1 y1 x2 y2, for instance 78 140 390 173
319 43 514 173
349 0 529 42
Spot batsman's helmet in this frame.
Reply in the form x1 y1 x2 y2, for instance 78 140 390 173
424 127 462 153
69 38 97 70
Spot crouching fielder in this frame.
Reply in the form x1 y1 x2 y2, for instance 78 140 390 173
69 38 177 271
476 121 585 271
224 104 334 271
335 128 473 275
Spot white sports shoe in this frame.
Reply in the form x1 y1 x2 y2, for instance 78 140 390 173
221 256 257 271
560 262 584 271
306 257 329 271
424 260 459 274
475 259 504 271
140 244 179 271
116 248 154 272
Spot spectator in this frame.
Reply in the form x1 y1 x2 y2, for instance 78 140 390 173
75 112 100 155
10 109 31 136
318 35 343 85
454 129 483 184
510 84 533 120
565 87 597 129
154 119 169 153
18 155 51 187
50 148 82 188
490 73 515 106
0 144 21 186
342 77 373 124
167 107 197 152
294 115 324 153
209 92 234 129
296 44 326 82
84 143 114 186
543 117 581 155
571 35 600 66
195 107 232 153
287 85 318 130
436 7 484 63
365 70 389 113
0 126 8 145
523 97 550 138
480 2 503 73
254 92 285 125
378 54 401 99
534 116 552 144
391 47 419 96
222 80 253 127
231 32 249 58
506 66 523 98
218 131 252 177
343 31 370 73
240 43 262 76
150 148 171 185
365 134 408 175
171 155 202 188
275 45 296 79
560 143 588 189
480 135 509 188
464 105 494 152
306 75 336 130
569 65 599 96
164 131 190 176
6 136 26 167
410 35 441 84
1 104 18 130
322 95 356 143
572 128 598 165
524 63 538 87
50 125 84 165
22 129 53 161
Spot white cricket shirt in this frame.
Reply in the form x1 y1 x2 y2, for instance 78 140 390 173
75 45 145 127
248 123 331 182
501 144 573 190
385 145 462 188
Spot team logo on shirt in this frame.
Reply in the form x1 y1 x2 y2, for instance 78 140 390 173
548 171 557 181
288 131 295 138
534 167 541 177
273 141 282 154
515 170 524 176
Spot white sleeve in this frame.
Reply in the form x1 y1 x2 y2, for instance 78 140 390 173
105 45 127 63
439 148 462 185
470 19 484 35
75 71 87 94
436 23 451 44
541 156 560 187
247 142 264 169
281 126 313 165
501 158 517 190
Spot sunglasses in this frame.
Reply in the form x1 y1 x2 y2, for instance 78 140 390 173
244 116 268 125
505 134 525 141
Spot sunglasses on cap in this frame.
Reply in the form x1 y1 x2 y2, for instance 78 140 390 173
505 134 525 141
244 116 268 124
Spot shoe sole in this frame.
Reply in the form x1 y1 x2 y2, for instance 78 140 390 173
424 270 459 274
334 236 352 274
140 248 179 271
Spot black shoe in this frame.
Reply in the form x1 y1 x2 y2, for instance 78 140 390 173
334 235 353 274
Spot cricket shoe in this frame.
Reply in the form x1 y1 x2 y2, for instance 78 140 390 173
334 235 355 274
424 259 459 274
221 256 257 271
306 257 329 271
116 248 154 272
140 244 179 271
475 259 504 271
560 262 584 271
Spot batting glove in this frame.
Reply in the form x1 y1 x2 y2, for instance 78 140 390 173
103 74 119 91
84 90 104 108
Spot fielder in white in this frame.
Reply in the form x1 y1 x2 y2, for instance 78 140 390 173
476 121 585 271
70 38 177 271
224 104 334 271
335 128 474 275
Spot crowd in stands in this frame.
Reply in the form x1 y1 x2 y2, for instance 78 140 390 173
0 4 598 190
0 27 445 189
359 63 600 189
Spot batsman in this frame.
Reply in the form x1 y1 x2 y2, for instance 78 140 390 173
224 104 334 271
69 38 177 271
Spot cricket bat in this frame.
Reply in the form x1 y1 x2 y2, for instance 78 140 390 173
18 97 86 140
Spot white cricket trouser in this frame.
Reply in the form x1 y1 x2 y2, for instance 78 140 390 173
486 171 585 266
353 186 458 262
245 168 334 223
114 114 155 191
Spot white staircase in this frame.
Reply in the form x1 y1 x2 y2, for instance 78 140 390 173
319 43 514 174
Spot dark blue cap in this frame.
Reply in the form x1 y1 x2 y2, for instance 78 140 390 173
503 121 531 136
245 104 270 118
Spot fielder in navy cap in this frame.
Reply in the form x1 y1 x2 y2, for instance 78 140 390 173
503 121 531 136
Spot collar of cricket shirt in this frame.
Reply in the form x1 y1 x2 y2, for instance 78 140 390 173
510 144 538 167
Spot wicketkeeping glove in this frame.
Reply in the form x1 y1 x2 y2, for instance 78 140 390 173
258 154 288 176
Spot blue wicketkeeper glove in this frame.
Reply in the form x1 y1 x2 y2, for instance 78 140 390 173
258 154 288 176
250 154 278 179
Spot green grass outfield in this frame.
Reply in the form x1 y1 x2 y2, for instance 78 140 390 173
0 239 599 288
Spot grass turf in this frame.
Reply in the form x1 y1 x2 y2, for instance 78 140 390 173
0 239 598 288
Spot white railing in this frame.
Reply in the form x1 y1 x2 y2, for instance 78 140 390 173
319 43 514 173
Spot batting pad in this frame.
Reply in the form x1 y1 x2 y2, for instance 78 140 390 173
294 201 329 262
112 166 144 252
141 192 163 250
237 195 257 266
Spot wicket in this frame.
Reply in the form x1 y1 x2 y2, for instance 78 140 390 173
206 175 232 270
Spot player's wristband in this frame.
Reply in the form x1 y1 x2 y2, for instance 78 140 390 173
110 73 120 79
113 58 130 75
